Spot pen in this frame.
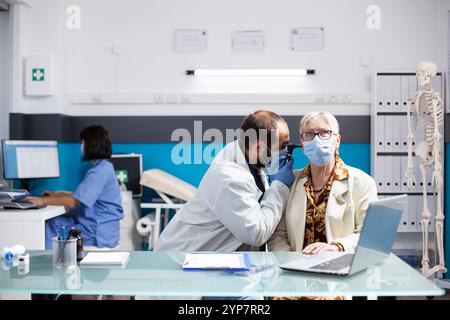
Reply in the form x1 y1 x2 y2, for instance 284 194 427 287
57 226 69 264
183 257 197 266
58 226 68 241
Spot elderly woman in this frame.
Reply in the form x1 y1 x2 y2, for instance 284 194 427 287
269 111 378 255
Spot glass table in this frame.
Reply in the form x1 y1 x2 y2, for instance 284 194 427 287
0 251 444 298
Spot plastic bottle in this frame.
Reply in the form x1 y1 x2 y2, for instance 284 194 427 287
1 245 26 261
68 228 84 262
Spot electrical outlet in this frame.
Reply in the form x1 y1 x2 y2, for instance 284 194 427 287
341 95 352 103
153 93 165 103
179 94 191 103
327 95 337 104
166 93 179 104
360 56 372 67
92 93 103 103
314 96 325 104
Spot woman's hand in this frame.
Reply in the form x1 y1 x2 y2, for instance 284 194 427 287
23 196 46 207
302 242 339 254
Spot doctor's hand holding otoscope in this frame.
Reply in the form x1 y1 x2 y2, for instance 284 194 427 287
268 143 301 188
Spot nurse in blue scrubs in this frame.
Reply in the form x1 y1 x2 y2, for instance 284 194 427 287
25 125 123 249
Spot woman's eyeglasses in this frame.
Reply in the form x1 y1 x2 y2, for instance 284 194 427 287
300 130 334 141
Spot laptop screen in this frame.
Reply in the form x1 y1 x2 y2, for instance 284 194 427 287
349 195 406 275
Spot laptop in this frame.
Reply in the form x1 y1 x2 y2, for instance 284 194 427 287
279 194 407 276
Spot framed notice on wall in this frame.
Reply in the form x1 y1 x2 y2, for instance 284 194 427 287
173 29 207 53
231 31 264 52
290 27 324 51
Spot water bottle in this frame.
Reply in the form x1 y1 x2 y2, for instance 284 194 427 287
1 244 26 261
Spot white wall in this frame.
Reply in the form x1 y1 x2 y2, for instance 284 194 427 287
0 10 10 139
9 0 450 116
0 9 11 185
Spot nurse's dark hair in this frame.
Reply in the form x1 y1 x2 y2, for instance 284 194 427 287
79 125 112 161
239 110 286 150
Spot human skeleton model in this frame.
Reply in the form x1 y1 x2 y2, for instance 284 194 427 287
405 61 446 278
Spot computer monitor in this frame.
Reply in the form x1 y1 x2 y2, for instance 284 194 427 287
2 140 60 180
109 153 143 198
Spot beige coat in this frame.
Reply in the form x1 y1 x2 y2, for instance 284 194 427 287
268 165 378 253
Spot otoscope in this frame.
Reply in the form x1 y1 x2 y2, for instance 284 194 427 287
278 143 301 168
286 143 301 161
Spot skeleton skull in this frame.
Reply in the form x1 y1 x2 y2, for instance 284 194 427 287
416 61 437 86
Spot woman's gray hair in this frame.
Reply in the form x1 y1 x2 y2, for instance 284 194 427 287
299 111 340 134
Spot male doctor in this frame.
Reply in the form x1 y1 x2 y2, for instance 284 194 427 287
155 110 294 252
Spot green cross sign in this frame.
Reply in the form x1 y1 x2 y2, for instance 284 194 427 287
32 68 45 81
116 170 129 184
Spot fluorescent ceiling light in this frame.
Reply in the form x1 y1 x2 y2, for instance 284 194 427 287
186 69 315 76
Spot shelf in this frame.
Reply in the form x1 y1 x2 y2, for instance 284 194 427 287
69 92 372 105
376 152 410 156
376 112 409 116
377 72 443 76
378 192 436 196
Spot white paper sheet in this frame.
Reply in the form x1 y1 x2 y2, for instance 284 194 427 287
183 253 245 269
80 252 130 265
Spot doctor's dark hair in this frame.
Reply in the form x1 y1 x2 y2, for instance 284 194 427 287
79 125 112 161
239 110 285 150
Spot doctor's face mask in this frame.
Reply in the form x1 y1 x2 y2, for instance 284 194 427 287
261 143 289 175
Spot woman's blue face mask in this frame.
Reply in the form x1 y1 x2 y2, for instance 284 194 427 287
302 136 336 167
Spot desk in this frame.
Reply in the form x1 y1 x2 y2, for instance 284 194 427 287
0 206 67 250
0 251 444 299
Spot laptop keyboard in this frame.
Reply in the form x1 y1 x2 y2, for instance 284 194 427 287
310 254 354 271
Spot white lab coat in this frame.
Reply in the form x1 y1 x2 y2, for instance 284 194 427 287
154 140 290 252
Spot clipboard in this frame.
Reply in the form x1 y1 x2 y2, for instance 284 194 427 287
182 253 251 271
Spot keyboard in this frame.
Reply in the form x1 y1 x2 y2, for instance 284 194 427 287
1 199 46 210
310 254 354 271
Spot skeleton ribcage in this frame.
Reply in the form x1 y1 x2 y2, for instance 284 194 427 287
415 92 444 149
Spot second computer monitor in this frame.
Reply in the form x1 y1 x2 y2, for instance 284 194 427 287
109 153 143 198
